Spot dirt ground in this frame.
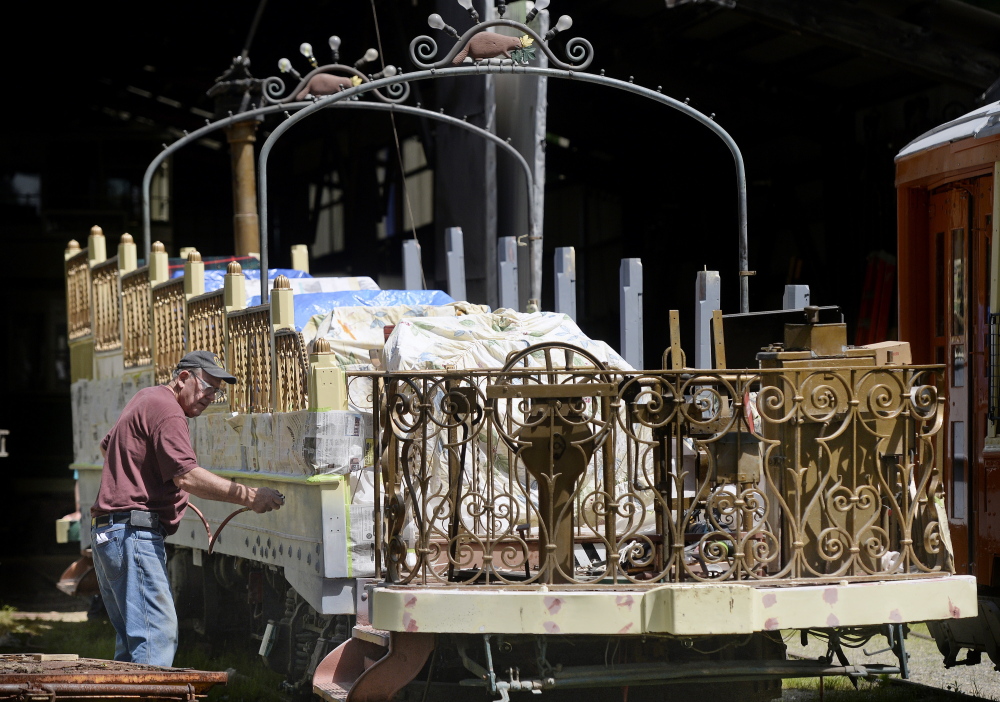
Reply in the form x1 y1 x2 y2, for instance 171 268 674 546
1 555 996 701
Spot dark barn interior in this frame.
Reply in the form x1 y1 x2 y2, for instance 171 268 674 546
2 0 998 556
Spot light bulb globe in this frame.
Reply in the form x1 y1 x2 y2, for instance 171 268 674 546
299 42 314 58
364 48 379 63
278 58 291 72
428 13 446 30
328 35 341 51
555 15 573 32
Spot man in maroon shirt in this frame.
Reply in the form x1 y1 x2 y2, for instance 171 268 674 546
91 350 283 666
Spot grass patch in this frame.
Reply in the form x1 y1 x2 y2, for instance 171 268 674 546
2 612 285 701
0 606 43 640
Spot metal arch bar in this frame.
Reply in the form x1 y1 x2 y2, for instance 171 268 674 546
140 102 311 264
255 100 536 304
259 66 751 313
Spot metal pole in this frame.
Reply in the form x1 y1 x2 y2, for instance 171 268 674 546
446 227 467 302
498 236 519 311
620 258 643 369
554 247 576 321
694 269 721 369
403 239 423 290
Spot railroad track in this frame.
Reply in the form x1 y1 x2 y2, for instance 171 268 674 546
785 651 990 701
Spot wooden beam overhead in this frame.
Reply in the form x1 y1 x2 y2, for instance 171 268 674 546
722 0 1000 89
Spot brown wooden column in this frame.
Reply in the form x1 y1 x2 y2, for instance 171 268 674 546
226 120 260 257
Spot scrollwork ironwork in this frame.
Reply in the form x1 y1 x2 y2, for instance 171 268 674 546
371 356 949 589
410 19 593 71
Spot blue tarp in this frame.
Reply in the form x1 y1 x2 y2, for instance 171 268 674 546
248 289 456 331
171 267 311 292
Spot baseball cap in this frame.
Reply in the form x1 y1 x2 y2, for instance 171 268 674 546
176 350 237 384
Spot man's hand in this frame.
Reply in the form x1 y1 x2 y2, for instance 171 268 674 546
246 487 284 514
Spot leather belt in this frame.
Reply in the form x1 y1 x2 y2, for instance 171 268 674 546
92 510 165 535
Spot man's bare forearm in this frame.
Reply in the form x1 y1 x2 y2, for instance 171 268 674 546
174 466 249 506
173 466 283 513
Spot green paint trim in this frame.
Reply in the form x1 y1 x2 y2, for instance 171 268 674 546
70 463 103 470
205 469 346 486
344 478 354 578
306 474 348 484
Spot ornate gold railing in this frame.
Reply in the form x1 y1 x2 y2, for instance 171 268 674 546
92 258 122 352
153 278 186 384
187 290 226 361
275 329 309 412
121 268 152 369
66 249 92 340
228 305 272 413
187 289 229 406
371 345 947 588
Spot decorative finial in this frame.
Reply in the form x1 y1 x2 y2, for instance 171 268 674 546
273 274 291 290
313 338 332 354
187 250 202 262
90 225 104 238
120 233 134 244
152 241 166 253
66 240 81 251
227 261 243 275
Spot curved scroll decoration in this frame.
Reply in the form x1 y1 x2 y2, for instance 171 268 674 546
410 18 593 71
376 361 949 587
262 63 409 105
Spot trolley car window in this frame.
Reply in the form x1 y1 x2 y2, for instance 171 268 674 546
953 345 966 388
952 421 967 520
953 227 966 337
990 311 1000 423
935 231 945 338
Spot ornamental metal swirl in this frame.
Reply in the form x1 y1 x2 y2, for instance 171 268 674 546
262 63 410 104
410 18 593 71
368 350 949 588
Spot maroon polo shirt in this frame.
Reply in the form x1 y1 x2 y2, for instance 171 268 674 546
92 385 198 534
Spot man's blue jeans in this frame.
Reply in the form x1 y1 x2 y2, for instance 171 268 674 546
91 522 178 666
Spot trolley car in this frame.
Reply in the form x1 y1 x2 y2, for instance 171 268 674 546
58 6 978 700
896 98 1000 668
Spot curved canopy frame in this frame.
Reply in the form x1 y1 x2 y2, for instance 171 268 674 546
141 102 309 264
259 60 750 312
141 102 534 286
258 99 538 303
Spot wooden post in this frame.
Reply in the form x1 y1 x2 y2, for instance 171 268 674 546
308 338 347 411
224 261 246 312
88 225 106 265
290 245 310 274
184 250 205 299
226 121 260 257
271 274 295 331
712 309 727 370
118 233 137 273
149 241 169 287
64 239 81 261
